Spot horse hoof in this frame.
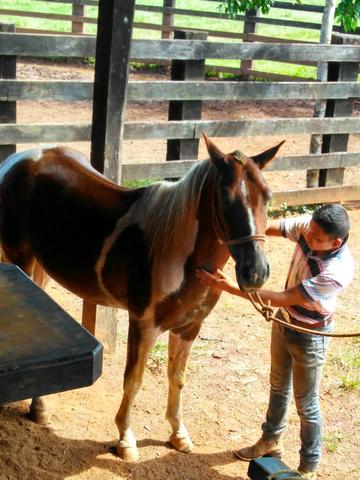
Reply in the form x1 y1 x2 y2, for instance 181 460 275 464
169 434 194 453
29 408 48 425
29 398 48 425
116 445 139 462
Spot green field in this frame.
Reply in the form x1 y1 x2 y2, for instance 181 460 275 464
0 0 343 79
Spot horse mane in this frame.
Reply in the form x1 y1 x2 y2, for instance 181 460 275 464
137 160 215 266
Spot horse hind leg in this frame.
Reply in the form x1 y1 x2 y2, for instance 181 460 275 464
115 318 160 462
28 397 47 424
32 259 49 289
1 246 49 424
28 262 49 424
0 243 36 278
24 260 49 424
166 327 200 453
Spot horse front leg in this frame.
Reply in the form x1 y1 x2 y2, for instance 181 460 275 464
166 329 199 453
115 319 159 462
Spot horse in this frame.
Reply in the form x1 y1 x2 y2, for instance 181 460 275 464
0 133 283 461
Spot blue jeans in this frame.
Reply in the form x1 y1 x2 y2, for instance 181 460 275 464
262 313 332 471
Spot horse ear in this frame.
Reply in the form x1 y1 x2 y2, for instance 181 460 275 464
251 140 285 170
202 132 227 169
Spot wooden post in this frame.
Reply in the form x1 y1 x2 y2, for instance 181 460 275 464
0 23 16 164
166 30 207 164
319 33 360 187
82 0 135 352
240 9 258 77
162 0 175 40
72 1 84 34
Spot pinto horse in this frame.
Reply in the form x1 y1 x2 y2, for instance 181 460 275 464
0 134 283 461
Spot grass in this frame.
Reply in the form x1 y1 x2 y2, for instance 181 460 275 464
323 430 345 453
148 338 210 370
0 0 339 79
149 341 168 367
326 339 360 392
122 178 159 189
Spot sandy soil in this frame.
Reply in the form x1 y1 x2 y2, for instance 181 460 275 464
0 61 359 480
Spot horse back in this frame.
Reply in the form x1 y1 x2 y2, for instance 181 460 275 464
0 146 145 303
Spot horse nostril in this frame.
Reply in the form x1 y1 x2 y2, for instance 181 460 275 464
240 266 259 286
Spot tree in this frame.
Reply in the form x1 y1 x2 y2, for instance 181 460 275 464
335 0 360 32
220 0 359 32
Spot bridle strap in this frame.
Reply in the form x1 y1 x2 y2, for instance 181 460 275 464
226 234 266 246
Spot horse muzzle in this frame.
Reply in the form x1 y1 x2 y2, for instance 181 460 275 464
235 258 270 291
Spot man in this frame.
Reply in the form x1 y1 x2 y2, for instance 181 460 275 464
196 204 354 479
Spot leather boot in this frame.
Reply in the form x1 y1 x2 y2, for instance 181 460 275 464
234 435 283 461
298 468 317 479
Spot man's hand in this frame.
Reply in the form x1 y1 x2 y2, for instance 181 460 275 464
196 268 239 294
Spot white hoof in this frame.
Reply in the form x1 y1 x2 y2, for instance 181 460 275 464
169 434 194 453
116 445 139 462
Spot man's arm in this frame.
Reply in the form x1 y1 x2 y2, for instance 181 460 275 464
196 269 306 308
251 285 305 307
265 219 283 237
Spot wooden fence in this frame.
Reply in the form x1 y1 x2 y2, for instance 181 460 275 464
1 0 359 81
0 29 359 206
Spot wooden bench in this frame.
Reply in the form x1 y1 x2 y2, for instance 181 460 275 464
0 264 102 404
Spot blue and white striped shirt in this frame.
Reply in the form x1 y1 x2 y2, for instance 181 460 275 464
280 215 354 326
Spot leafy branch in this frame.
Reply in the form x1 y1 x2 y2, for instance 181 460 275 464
219 0 359 32
335 0 360 32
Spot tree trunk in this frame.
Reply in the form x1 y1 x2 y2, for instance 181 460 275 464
306 0 336 188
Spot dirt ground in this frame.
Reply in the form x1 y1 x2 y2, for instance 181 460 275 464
0 61 359 480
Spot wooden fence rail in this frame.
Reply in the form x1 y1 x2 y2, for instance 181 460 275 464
1 34 360 62
1 116 360 144
120 152 360 180
2 79 360 102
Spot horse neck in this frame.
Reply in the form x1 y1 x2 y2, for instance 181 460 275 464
139 164 207 265
197 164 222 240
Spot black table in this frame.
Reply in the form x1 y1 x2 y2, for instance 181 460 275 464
0 264 103 404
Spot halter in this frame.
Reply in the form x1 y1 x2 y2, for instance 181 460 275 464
226 234 266 245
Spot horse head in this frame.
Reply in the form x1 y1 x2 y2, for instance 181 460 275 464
203 133 284 291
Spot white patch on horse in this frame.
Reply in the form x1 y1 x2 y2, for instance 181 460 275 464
240 180 248 198
240 181 256 235
95 206 138 307
140 219 199 322
157 221 199 295
247 207 256 234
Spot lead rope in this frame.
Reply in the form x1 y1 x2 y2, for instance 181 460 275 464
246 291 360 338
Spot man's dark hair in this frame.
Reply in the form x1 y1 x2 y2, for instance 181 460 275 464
312 204 350 240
